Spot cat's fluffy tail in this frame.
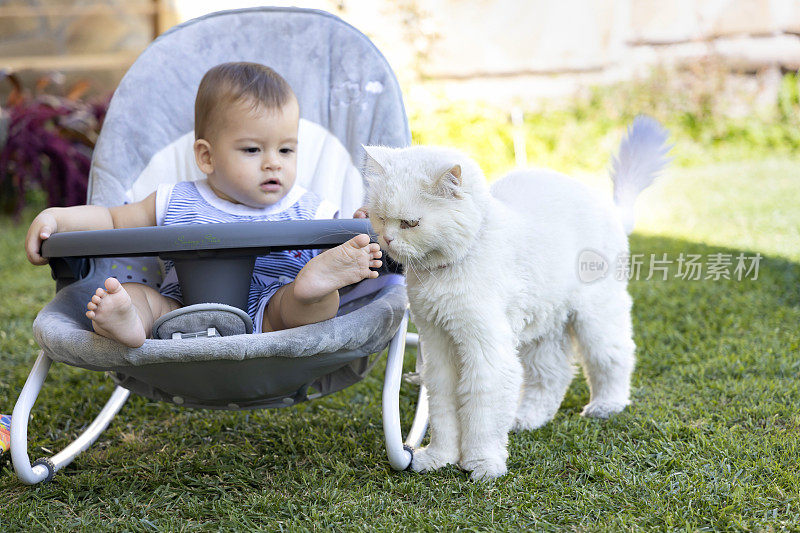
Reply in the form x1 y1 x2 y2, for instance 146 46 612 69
610 115 672 235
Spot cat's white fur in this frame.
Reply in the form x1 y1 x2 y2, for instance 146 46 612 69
363 116 671 481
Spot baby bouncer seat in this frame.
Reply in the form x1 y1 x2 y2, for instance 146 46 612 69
11 7 427 485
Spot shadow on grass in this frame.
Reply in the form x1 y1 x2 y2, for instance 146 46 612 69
1 234 798 529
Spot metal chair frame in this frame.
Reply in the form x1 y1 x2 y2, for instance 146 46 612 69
12 310 426 484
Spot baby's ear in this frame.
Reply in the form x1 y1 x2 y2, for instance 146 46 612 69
362 145 388 185
433 164 462 198
194 139 214 175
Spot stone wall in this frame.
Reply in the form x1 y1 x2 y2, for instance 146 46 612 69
2 0 798 104
0 0 178 95
318 0 800 104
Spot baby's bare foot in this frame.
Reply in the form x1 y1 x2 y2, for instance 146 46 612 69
85 277 146 348
293 234 382 303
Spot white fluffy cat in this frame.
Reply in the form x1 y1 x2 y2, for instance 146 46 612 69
363 116 671 481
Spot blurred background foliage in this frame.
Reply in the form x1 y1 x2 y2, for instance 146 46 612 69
1 1 799 213
1 65 798 213
409 67 800 180
0 72 108 217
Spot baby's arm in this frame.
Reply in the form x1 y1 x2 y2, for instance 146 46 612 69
25 192 157 265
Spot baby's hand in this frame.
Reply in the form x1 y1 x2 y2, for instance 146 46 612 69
25 210 58 265
353 206 369 219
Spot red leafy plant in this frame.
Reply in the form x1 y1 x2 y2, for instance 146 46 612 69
0 71 109 217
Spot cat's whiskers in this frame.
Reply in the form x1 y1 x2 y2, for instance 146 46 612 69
409 257 441 285
405 259 421 282
411 264 439 288
419 259 441 283
406 261 439 301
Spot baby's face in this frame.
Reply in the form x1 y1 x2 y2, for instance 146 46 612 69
205 97 299 208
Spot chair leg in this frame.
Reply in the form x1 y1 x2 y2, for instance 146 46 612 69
383 309 429 471
405 346 428 449
11 351 130 485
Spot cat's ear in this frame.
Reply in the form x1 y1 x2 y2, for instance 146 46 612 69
433 164 462 198
362 145 387 185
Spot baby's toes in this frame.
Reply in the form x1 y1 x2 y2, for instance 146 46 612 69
360 245 377 262
87 301 98 312
104 276 122 293
349 234 371 249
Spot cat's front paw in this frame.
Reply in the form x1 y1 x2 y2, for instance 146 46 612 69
460 457 508 482
581 399 629 419
411 446 458 473
513 410 556 432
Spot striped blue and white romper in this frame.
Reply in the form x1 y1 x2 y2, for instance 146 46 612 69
155 179 339 332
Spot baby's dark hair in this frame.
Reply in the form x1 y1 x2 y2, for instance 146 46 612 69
194 62 295 140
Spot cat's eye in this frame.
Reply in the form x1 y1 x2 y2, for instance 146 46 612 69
400 219 419 229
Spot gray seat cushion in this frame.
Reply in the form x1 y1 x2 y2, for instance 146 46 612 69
33 260 407 371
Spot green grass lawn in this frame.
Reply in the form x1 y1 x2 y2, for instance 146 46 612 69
1 157 799 530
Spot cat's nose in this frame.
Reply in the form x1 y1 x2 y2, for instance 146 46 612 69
384 236 394 246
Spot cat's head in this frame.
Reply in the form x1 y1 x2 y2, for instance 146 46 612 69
362 145 490 270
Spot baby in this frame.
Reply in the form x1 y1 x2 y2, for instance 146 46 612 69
25 62 382 347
